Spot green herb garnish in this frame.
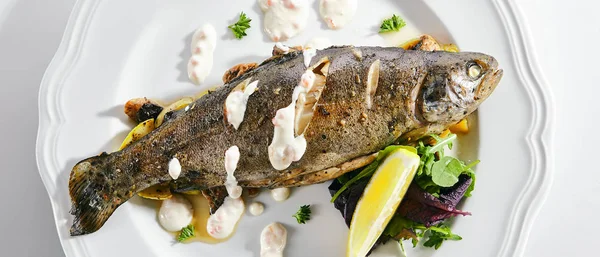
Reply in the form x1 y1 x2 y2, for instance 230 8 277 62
422 225 462 249
379 14 406 33
414 133 478 196
384 216 462 250
228 12 252 39
176 224 195 242
293 205 312 224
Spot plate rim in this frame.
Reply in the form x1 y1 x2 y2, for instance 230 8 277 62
35 0 555 256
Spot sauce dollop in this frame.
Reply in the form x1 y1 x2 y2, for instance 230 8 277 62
319 0 358 29
270 188 291 202
268 70 316 170
224 146 243 199
168 157 182 180
225 80 259 130
206 197 245 239
249 202 265 216
260 222 288 257
158 195 193 232
258 0 310 42
188 24 217 84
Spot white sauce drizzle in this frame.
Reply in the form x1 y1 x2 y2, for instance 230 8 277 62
187 24 217 84
305 37 332 50
303 48 316 67
258 0 310 42
249 202 265 216
225 80 259 130
319 0 358 29
260 222 288 257
168 157 182 180
224 146 243 199
275 42 290 54
270 188 291 202
206 197 245 239
268 70 316 170
158 195 193 232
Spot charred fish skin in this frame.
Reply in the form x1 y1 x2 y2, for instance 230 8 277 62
68 46 502 236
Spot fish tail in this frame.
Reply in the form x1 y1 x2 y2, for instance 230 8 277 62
68 153 120 236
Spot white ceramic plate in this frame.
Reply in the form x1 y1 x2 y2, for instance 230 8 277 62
36 0 553 256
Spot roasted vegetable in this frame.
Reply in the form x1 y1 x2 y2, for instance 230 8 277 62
124 98 164 123
449 119 469 134
155 97 194 127
137 183 172 200
223 62 258 84
136 103 164 122
119 119 155 150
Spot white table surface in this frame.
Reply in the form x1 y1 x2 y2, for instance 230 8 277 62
0 0 597 256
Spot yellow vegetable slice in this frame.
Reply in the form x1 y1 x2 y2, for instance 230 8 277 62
155 97 194 127
181 190 202 195
137 184 172 200
195 85 220 99
442 44 460 53
119 119 155 150
449 118 469 134
347 148 420 257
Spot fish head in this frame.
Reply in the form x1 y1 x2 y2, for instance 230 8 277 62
419 52 503 124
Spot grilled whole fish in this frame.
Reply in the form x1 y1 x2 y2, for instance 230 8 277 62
68 46 502 236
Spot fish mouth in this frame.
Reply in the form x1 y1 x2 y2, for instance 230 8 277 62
475 68 503 101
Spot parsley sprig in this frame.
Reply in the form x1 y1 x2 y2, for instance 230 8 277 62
176 224 195 242
379 14 406 33
293 205 312 224
228 12 252 39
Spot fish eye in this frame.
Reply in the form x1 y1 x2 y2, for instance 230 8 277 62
466 62 482 79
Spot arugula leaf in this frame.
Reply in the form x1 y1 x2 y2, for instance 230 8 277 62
330 145 417 202
462 160 479 197
432 156 465 187
384 216 462 250
414 133 478 195
379 14 406 33
228 12 252 39
422 224 462 249
293 205 312 224
176 224 195 242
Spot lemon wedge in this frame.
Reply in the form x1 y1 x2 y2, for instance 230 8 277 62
347 148 420 257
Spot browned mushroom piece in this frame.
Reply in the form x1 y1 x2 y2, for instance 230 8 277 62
222 62 259 84
401 34 442 51
124 98 164 123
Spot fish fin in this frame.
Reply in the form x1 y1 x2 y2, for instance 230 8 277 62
68 153 120 236
201 186 228 214
271 153 378 188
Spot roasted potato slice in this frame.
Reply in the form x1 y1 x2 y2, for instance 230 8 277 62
119 119 155 150
449 119 469 134
137 183 172 200
155 97 194 127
